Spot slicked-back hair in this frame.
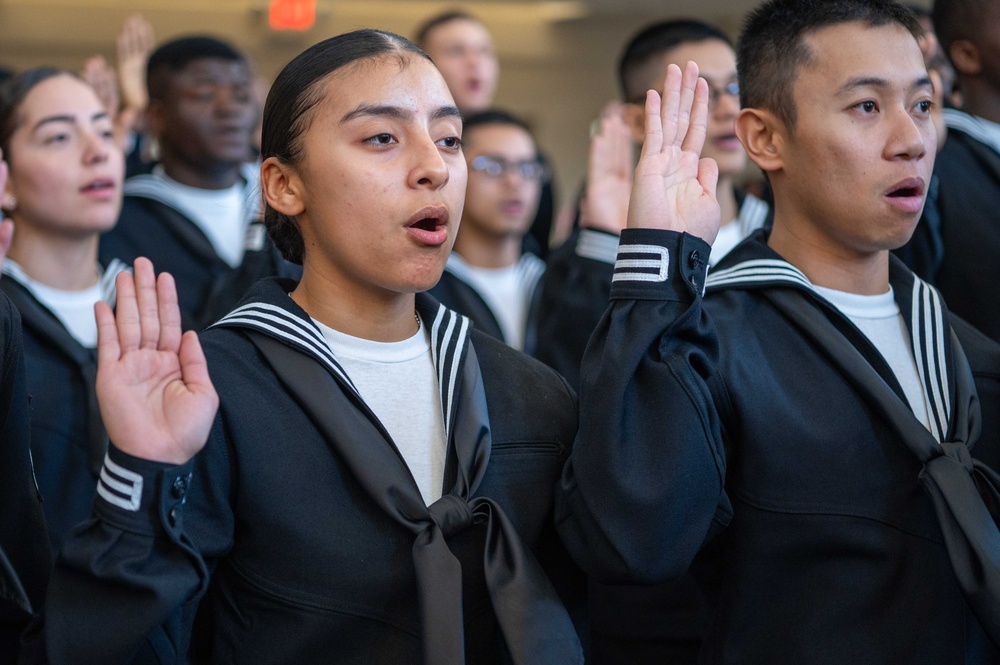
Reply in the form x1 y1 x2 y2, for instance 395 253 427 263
0 67 74 163
932 0 993 56
737 0 922 130
146 36 246 102
414 11 483 50
618 19 733 103
261 29 432 265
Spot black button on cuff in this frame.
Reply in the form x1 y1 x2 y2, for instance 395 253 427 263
689 249 703 269
171 475 189 499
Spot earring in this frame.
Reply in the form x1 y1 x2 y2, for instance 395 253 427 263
4 195 14 210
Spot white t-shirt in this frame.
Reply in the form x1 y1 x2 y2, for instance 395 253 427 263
444 253 544 351
150 165 252 268
314 317 447 505
709 193 770 268
815 284 932 431
2 259 123 348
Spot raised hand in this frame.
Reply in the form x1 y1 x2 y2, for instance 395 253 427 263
580 102 634 234
116 14 154 114
95 258 218 466
627 61 721 245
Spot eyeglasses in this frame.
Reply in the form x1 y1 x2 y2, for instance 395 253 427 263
628 80 740 110
707 81 740 110
470 155 549 181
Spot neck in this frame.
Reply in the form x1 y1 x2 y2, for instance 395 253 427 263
290 266 419 342
6 222 100 290
958 81 1000 125
159 152 242 190
452 223 521 269
767 214 889 295
717 177 738 229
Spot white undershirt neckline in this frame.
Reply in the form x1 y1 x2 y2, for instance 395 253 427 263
814 284 932 432
1 258 115 348
150 165 251 268
313 317 447 505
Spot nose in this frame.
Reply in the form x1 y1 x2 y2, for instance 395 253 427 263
886 106 928 161
215 85 250 118
408 135 451 190
82 129 110 165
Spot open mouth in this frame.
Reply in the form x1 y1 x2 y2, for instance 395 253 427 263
409 216 445 232
886 178 924 199
81 179 115 193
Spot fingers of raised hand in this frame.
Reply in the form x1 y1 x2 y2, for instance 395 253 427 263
133 258 161 350
658 64 683 148
114 269 141 352
681 77 710 157
672 62 701 149
156 271 183 353
95 301 120 367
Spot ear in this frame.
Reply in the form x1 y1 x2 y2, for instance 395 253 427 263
735 108 785 174
620 102 646 144
260 156 305 217
948 39 981 77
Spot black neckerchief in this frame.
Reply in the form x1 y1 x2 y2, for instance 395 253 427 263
707 234 1000 647
211 279 582 665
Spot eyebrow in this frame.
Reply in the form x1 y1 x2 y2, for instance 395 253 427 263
339 104 462 125
837 74 934 95
32 111 110 132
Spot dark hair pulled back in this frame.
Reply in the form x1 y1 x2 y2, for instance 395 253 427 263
261 29 431 264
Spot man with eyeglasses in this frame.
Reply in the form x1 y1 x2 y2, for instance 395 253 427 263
428 110 547 353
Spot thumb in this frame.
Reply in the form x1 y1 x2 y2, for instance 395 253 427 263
697 157 720 201
178 331 217 401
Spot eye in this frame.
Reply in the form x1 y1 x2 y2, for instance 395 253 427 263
915 99 934 114
365 133 396 146
44 133 70 145
856 100 878 113
437 136 462 151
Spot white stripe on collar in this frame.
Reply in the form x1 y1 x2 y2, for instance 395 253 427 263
708 258 951 442
943 108 1000 156
214 298 471 442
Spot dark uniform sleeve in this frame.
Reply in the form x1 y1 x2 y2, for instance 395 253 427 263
0 294 50 664
534 229 618 391
32 420 234 665
555 228 732 584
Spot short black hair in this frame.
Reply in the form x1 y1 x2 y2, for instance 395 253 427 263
414 11 483 49
262 29 431 265
932 0 993 57
618 19 733 103
738 0 922 129
463 109 532 137
146 36 247 101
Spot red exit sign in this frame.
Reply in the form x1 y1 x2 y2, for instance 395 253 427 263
269 0 316 31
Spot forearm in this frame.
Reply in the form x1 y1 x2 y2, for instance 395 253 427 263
37 447 208 665
556 229 730 584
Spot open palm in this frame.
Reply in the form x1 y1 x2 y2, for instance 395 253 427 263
95 258 218 466
627 61 721 245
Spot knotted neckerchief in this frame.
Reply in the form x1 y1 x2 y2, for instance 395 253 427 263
213 294 582 665
709 257 1000 646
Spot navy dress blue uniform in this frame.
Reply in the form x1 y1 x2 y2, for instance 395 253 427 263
0 292 50 665
557 228 1000 664
33 280 585 665
0 263 123 557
